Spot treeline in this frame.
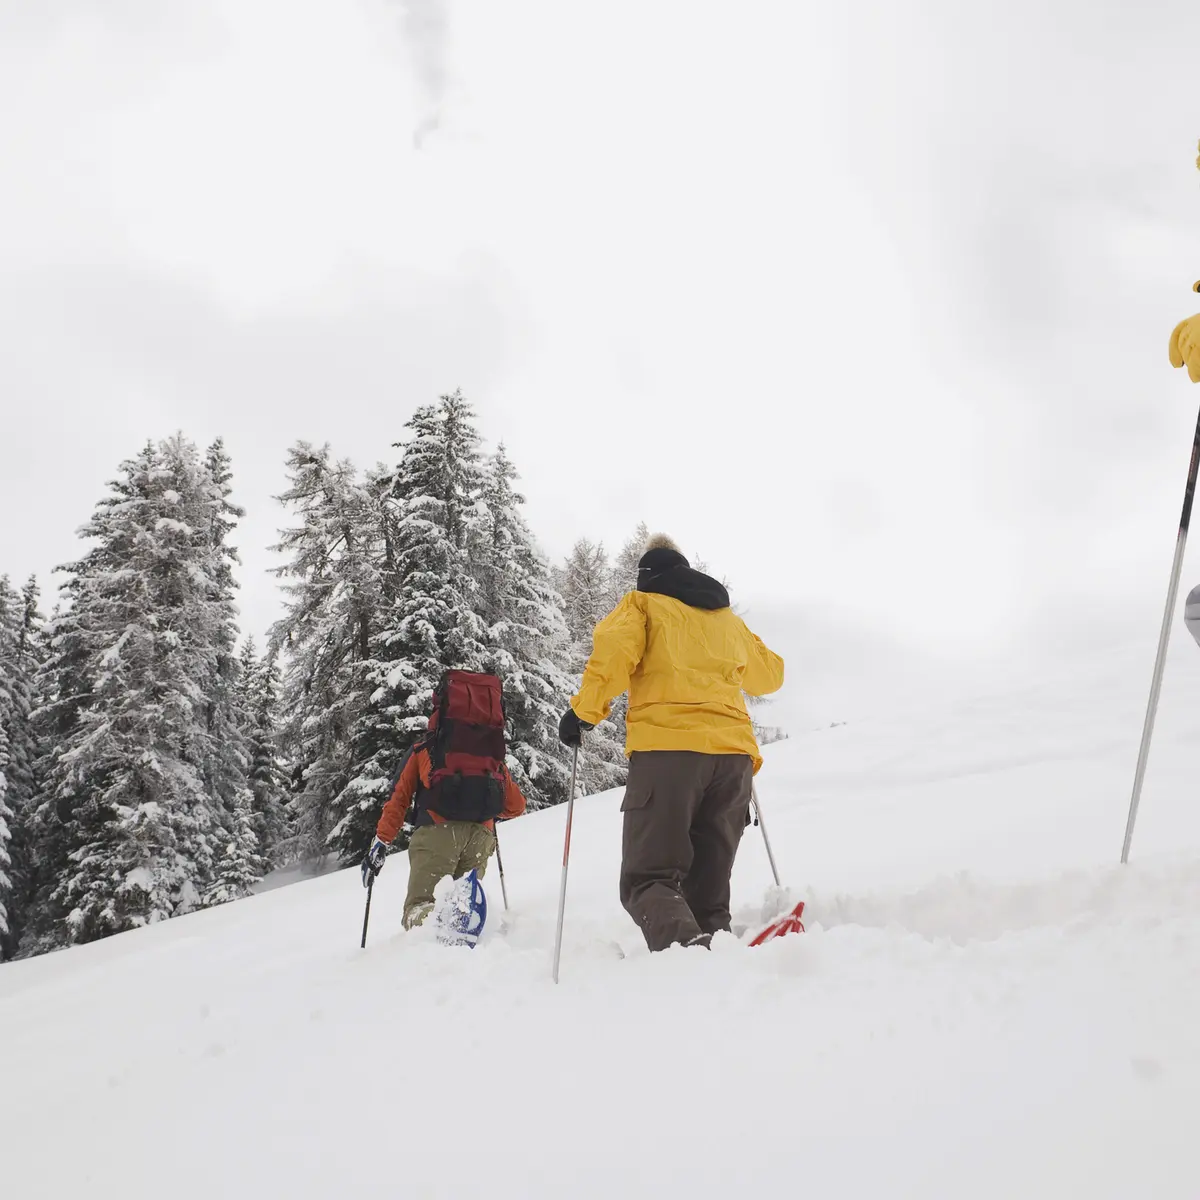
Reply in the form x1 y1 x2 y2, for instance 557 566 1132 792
0 391 681 960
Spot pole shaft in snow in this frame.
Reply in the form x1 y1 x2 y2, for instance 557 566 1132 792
1122 402 1200 864
751 783 781 888
552 744 580 984
495 829 509 911
361 875 374 949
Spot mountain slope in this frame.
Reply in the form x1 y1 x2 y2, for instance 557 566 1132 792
4 637 1200 1198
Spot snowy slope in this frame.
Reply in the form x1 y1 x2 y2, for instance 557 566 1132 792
5 636 1200 1198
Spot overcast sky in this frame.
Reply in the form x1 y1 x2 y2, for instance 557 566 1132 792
3 0 1200 727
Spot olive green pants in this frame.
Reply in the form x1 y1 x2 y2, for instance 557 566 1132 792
403 821 496 930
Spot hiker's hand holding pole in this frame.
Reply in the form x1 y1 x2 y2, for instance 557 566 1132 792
557 707 593 747
361 837 387 887
1123 141 1200 864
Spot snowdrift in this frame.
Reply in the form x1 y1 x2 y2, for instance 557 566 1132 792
4 637 1200 1198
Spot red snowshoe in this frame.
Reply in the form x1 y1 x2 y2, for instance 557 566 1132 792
748 900 805 946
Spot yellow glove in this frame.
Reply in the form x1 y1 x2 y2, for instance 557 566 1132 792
1170 313 1200 383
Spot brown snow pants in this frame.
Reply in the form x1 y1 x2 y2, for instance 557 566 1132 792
403 821 496 930
619 750 754 952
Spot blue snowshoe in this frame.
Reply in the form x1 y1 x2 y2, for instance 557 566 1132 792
433 869 487 948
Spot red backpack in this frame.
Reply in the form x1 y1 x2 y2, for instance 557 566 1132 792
419 670 508 823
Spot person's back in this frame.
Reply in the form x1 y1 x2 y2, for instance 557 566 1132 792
360 670 527 929
559 533 784 951
600 589 782 767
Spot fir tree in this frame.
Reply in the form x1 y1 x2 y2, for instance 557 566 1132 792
23 439 242 949
0 579 20 946
19 597 91 954
206 787 265 905
328 392 490 860
236 637 289 864
557 536 630 795
476 445 577 809
609 522 649 606
270 443 384 862
0 576 45 957
0 578 41 823
559 538 612 656
0 710 12 943
196 438 250 820
576 522 654 794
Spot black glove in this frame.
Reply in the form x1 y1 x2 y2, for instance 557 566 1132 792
558 707 593 747
361 837 388 887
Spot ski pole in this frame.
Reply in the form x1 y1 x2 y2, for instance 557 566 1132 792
750 782 781 888
551 743 581 984
361 874 374 949
495 827 509 911
1122 398 1200 864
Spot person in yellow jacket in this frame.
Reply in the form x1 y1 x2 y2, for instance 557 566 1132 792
1168 143 1200 381
558 533 784 951
1174 289 1200 649
1170 305 1200 384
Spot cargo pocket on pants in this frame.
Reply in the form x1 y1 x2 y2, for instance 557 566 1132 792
620 779 653 812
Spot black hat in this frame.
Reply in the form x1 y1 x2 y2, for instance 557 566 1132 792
636 533 688 585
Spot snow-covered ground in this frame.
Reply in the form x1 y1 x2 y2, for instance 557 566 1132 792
5 635 1200 1198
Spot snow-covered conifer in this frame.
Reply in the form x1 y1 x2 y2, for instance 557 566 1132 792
609 522 649 606
0 711 12 941
236 637 289 863
329 392 490 859
206 788 265 905
270 443 384 862
475 445 577 809
24 439 240 947
559 538 612 656
0 576 45 957
557 538 628 794
196 439 250 820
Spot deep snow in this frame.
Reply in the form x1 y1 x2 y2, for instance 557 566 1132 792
4 635 1200 1198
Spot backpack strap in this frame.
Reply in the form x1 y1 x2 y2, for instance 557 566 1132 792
386 746 413 797
390 741 434 826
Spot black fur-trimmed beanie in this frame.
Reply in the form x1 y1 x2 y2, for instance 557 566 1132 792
636 532 688 586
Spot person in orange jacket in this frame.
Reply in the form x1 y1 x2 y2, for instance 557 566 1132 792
558 533 784 952
364 742 526 930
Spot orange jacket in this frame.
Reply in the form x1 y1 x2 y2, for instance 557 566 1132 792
376 744 527 843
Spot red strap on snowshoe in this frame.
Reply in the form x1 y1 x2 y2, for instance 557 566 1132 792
748 901 806 947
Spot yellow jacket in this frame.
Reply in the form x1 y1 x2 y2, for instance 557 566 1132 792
1170 313 1200 383
571 591 785 772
